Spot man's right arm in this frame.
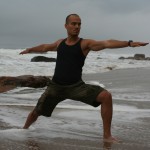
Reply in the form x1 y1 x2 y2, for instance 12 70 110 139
19 39 62 55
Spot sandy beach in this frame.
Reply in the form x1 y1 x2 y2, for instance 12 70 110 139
0 68 150 150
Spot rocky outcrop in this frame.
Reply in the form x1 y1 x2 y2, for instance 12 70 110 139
0 75 51 93
31 56 56 62
134 54 145 60
119 54 150 60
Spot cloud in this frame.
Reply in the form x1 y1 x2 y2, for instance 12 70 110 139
0 0 150 48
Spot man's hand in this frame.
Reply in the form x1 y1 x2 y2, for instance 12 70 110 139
130 42 149 47
19 42 60 55
19 49 30 55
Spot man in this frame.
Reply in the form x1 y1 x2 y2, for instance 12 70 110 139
20 14 148 142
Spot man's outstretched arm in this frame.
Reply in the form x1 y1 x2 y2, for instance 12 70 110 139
86 39 149 51
19 39 63 54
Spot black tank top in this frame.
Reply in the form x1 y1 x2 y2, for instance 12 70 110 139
52 38 86 85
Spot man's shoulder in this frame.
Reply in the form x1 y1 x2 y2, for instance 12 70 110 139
81 38 94 48
56 39 65 47
81 38 94 44
57 38 65 43
81 39 94 54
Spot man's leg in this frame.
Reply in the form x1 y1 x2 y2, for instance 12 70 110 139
23 109 39 129
96 90 118 142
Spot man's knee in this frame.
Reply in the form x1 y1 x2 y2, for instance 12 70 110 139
96 90 112 104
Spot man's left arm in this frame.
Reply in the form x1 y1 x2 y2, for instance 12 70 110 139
105 39 149 48
86 39 149 51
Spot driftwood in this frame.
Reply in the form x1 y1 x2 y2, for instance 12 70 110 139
0 75 51 93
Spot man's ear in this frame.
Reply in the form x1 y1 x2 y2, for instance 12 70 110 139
64 24 67 29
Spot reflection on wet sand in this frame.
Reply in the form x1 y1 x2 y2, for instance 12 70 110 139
26 139 40 150
103 141 112 150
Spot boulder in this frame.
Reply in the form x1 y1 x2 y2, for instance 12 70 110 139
145 57 150 60
127 57 134 59
134 54 145 60
0 75 51 93
119 57 125 60
31 56 56 62
119 54 149 61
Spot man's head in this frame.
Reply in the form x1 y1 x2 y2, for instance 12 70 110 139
65 14 81 37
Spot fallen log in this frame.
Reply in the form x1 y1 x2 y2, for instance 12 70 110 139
0 75 51 93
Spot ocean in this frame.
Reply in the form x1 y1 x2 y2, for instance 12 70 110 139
1 48 150 76
1 48 150 105
0 48 150 149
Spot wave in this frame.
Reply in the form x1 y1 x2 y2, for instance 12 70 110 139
0 103 150 112
1 49 150 76
0 103 96 110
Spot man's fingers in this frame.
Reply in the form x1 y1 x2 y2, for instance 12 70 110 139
133 42 149 47
143 42 149 46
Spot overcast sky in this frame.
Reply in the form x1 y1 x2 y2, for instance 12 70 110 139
0 0 150 52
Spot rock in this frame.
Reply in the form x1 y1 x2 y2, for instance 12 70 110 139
105 65 116 70
134 54 145 60
31 56 56 62
119 57 125 60
106 67 113 70
127 57 134 59
145 57 150 60
0 75 51 93
97 57 102 59
119 54 149 61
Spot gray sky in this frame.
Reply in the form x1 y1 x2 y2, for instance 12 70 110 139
0 0 150 52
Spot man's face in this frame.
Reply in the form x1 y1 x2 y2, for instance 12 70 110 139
65 15 81 36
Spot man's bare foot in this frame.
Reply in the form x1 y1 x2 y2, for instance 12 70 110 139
103 136 121 143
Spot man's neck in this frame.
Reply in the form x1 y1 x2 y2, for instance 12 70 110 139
66 36 80 45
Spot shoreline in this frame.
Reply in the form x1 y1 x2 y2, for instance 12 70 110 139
0 67 150 149
0 103 150 149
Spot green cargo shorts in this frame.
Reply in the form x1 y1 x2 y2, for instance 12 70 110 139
35 80 105 117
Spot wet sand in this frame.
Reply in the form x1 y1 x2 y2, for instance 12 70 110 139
0 68 150 150
0 105 150 150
